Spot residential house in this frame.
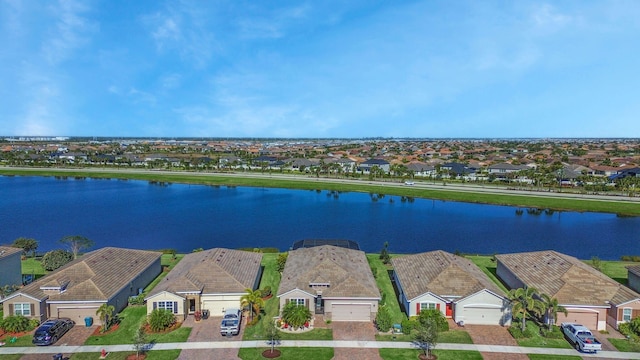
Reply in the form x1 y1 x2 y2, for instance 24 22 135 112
407 162 436 177
0 247 161 325
277 245 380 322
0 246 22 289
392 251 511 326
496 250 640 330
145 248 263 320
358 158 390 173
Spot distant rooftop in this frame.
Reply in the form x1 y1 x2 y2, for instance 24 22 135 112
292 239 360 251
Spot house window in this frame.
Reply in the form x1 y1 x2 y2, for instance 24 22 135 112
14 303 31 316
289 298 305 306
155 301 178 314
623 308 632 322
420 302 437 312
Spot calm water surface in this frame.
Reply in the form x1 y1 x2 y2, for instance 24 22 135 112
1 176 638 259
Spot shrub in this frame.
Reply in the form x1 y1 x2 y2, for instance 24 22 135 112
0 315 32 333
541 325 563 339
41 249 74 271
401 318 416 335
417 309 448 332
508 325 525 339
261 286 272 298
276 253 288 273
148 309 176 332
129 294 145 305
375 306 393 332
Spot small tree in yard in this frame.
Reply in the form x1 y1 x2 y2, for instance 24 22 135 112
413 318 439 359
276 252 288 273
240 288 265 322
41 249 74 271
96 303 115 333
375 306 393 332
60 235 95 259
379 241 390 264
12 237 38 258
265 319 282 355
133 326 147 359
281 301 312 329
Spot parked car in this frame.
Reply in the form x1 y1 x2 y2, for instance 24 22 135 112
220 308 242 336
32 318 75 346
561 322 602 353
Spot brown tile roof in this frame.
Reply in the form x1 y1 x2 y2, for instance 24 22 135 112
496 250 640 306
277 245 380 299
148 248 262 296
392 251 506 301
0 246 23 259
17 247 161 302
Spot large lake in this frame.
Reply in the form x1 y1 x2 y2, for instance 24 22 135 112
1 175 638 260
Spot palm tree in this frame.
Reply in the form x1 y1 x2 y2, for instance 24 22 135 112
240 288 265 322
96 303 115 332
508 286 544 331
281 301 312 329
540 293 568 330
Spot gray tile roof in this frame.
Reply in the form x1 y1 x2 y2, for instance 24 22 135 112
16 247 161 302
628 265 640 278
392 250 506 301
277 245 380 299
496 250 640 306
148 248 262 296
0 246 22 259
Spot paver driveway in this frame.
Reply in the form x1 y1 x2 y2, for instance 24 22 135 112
177 315 242 360
464 324 529 360
19 325 96 360
331 322 382 360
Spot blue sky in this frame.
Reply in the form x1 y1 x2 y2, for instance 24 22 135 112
1 0 639 138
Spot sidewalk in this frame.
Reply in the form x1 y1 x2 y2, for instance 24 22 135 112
3 340 640 359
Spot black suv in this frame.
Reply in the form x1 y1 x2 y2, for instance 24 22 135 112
32 318 74 346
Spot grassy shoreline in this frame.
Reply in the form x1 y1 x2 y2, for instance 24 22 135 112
2 167 640 215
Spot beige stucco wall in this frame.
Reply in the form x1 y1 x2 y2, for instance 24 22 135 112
278 289 315 314
49 302 103 325
146 292 187 321
2 294 47 322
610 299 640 329
408 293 447 318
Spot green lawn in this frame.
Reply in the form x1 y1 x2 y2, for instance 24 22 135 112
84 306 191 346
71 350 181 360
367 254 406 324
239 347 334 360
609 338 640 352
376 330 473 344
528 355 582 360
279 328 333 340
465 255 509 293
242 253 287 340
0 355 21 360
21 257 47 278
591 260 638 284
379 348 483 360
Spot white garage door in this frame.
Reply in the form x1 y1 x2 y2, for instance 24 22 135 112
331 304 371 322
561 310 598 330
461 306 504 325
202 300 240 317
58 307 99 325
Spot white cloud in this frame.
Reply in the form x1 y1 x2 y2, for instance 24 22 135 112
42 0 96 64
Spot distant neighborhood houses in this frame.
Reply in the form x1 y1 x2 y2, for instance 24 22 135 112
3 245 640 333
2 138 639 189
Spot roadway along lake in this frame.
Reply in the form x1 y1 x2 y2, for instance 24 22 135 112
1 175 639 259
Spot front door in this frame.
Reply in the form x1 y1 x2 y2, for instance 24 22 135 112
446 303 453 317
189 299 196 313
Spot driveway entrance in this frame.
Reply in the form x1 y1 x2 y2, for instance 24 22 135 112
331 322 382 360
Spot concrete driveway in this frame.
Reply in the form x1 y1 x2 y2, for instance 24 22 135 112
464 324 529 360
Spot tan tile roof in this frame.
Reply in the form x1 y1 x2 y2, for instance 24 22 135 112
18 247 161 302
148 248 262 296
277 245 380 299
392 251 506 301
0 246 23 259
496 250 640 306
